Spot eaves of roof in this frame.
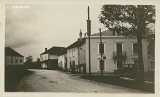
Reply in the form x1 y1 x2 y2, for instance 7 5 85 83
66 38 85 49
5 47 24 57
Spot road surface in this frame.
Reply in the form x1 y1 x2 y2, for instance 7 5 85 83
15 69 146 93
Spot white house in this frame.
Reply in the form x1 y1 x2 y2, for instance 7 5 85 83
85 30 149 73
5 47 24 65
40 46 66 69
58 49 67 71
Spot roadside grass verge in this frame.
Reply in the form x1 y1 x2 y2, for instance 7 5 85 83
5 65 31 92
80 75 154 93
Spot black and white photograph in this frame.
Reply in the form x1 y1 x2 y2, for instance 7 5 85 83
0 0 159 96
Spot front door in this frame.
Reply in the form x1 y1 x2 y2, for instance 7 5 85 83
134 60 139 70
117 60 122 68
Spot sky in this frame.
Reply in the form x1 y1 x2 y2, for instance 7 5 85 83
5 2 108 61
4 0 157 61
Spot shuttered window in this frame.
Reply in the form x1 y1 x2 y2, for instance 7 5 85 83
133 43 138 54
99 43 104 54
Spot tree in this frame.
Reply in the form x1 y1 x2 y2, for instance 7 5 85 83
36 57 41 68
36 57 40 64
99 5 155 83
24 55 33 65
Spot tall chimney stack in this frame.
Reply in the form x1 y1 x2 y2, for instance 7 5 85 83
78 29 82 41
79 29 82 39
45 48 47 52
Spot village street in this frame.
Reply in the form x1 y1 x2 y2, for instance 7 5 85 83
15 69 147 93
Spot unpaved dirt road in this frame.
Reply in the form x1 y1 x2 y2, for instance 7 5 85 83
15 69 146 93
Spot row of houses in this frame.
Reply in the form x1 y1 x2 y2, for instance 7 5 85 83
40 29 155 74
4 29 155 74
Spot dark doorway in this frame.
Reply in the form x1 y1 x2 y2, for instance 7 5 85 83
117 60 122 68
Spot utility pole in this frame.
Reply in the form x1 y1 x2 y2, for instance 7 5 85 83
99 28 104 76
87 6 91 76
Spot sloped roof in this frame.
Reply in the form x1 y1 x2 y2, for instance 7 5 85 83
5 47 24 57
58 49 67 56
40 46 66 56
67 38 85 49
91 30 114 36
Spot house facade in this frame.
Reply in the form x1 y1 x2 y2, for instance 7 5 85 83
5 47 24 65
66 31 86 73
58 49 67 71
40 46 66 69
85 30 148 73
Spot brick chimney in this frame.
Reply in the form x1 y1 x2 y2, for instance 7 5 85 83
45 48 47 52
78 29 82 41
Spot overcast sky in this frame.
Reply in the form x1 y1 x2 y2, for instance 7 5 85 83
5 3 108 60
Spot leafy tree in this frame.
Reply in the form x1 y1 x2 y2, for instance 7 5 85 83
36 57 40 64
99 5 155 82
36 57 41 68
24 55 33 65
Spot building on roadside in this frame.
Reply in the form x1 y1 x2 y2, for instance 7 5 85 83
66 30 86 73
85 30 149 74
58 48 67 71
5 47 24 65
40 46 66 70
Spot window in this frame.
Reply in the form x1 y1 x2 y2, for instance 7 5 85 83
98 43 104 54
116 43 122 56
15 57 18 63
20 60 23 63
69 51 72 57
72 50 75 57
15 59 18 63
133 43 138 54
99 60 104 71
